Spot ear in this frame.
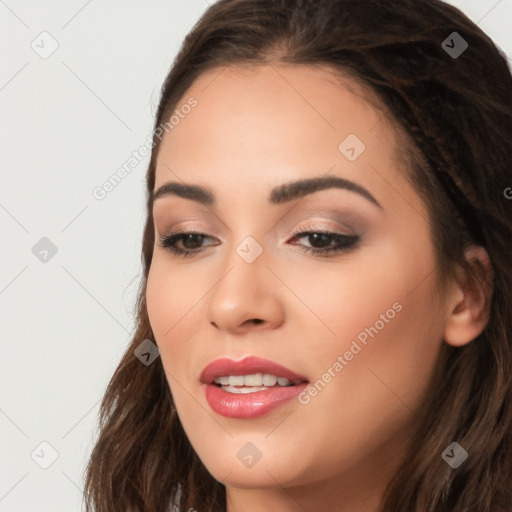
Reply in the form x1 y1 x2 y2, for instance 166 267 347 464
443 245 494 347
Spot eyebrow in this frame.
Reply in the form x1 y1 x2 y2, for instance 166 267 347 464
151 175 382 209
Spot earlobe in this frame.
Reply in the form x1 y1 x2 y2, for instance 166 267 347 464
443 245 494 348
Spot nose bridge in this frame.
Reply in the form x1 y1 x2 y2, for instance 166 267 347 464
218 203 269 271
215 232 268 301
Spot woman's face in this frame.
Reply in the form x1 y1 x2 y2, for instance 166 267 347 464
146 64 450 508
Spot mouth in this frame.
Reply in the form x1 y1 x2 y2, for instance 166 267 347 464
200 355 309 418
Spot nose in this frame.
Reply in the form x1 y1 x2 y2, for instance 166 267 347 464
206 245 285 335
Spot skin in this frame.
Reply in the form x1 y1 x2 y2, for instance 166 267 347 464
146 63 492 512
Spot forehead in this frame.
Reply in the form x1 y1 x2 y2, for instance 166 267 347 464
153 63 405 203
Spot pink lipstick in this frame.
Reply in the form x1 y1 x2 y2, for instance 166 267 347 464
200 355 309 419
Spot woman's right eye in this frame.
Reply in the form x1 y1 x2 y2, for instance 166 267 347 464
158 231 217 258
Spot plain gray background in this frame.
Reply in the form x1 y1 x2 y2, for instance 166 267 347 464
1 1 511 510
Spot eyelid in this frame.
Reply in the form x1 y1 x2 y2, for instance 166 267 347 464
156 221 217 239
286 219 357 239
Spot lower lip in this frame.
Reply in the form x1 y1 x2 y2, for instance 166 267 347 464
203 382 309 419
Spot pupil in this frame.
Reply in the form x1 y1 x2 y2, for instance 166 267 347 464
183 234 203 249
310 233 331 248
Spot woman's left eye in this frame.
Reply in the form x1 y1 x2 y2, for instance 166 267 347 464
288 231 360 256
158 230 360 258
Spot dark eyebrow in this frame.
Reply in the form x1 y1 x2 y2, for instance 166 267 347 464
152 182 215 206
269 176 381 208
151 176 382 209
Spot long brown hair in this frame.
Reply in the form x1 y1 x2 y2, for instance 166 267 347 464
83 1 512 510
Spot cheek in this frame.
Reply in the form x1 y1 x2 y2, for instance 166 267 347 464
292 236 443 410
280 245 423 355
145 255 222 407
282 270 443 477
146 261 197 420
145 258 196 366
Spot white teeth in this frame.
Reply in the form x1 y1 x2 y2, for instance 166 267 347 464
228 375 245 386
213 373 294 387
262 374 278 386
244 373 263 386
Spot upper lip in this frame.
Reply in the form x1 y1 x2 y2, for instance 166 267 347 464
200 355 309 385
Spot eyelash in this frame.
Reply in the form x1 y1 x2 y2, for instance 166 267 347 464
158 225 360 258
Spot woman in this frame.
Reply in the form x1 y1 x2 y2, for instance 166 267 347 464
83 0 512 510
